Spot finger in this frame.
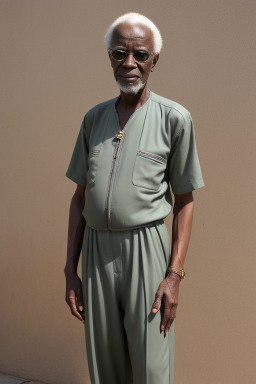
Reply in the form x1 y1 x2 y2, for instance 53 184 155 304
151 290 163 313
160 305 171 332
66 292 84 323
164 317 174 335
77 302 84 312
76 289 84 312
70 304 84 323
77 306 85 321
164 306 177 334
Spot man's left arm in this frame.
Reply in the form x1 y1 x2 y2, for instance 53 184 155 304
151 192 194 334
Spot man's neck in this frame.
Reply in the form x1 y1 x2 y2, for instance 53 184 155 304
117 86 150 111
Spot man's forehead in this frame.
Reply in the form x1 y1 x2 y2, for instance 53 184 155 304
110 22 154 47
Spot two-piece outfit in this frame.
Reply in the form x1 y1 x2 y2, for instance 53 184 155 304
66 91 204 384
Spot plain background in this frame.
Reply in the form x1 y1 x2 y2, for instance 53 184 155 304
1 0 256 383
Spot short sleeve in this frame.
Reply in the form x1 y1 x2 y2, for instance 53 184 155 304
169 113 205 194
65 117 89 187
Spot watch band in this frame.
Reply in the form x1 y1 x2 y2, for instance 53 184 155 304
166 267 186 280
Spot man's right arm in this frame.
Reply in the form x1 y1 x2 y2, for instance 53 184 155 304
64 185 86 323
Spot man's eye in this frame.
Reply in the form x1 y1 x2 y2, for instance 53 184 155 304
111 49 150 62
112 50 127 60
133 51 150 62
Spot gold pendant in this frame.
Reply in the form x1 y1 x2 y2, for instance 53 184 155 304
116 131 123 139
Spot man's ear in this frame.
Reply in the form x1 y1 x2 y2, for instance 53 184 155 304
151 54 159 72
108 52 114 68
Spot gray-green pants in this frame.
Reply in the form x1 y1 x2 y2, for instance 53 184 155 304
82 221 175 384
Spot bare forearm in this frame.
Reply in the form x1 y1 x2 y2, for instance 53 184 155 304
151 192 194 333
64 190 86 277
170 192 194 270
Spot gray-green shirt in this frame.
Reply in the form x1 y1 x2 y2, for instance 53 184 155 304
66 91 204 230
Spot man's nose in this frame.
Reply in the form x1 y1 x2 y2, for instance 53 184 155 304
122 53 137 68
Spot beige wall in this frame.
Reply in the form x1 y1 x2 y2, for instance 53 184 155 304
1 0 256 383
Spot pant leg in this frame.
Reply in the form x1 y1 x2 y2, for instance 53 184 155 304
82 226 132 384
120 222 175 384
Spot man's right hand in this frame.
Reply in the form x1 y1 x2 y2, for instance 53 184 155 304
65 274 85 323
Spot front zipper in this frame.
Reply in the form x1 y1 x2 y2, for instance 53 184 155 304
106 95 150 229
106 135 123 228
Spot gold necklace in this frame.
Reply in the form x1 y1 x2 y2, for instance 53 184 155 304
114 88 150 140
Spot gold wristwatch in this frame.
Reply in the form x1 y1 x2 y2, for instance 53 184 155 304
166 267 186 280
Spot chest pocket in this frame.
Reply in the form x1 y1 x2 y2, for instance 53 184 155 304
87 147 101 185
132 150 167 191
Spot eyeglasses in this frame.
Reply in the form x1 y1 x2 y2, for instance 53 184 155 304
109 49 154 62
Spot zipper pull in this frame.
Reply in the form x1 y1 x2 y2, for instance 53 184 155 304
115 131 123 140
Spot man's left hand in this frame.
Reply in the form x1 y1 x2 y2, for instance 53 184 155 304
151 273 180 335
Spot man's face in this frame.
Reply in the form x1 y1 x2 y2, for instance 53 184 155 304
109 23 159 94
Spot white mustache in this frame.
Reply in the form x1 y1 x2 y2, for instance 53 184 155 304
117 70 142 78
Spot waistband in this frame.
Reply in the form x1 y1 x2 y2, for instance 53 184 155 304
87 219 165 232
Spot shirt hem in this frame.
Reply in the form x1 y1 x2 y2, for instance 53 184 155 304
171 179 205 194
65 172 86 187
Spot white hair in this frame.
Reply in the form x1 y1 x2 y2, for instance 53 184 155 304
105 13 163 54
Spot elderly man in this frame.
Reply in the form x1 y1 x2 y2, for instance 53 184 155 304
65 12 204 384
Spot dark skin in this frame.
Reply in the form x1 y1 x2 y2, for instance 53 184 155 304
65 23 194 335
151 192 194 334
64 185 85 323
109 22 159 128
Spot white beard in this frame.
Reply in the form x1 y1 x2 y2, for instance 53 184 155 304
116 79 145 95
